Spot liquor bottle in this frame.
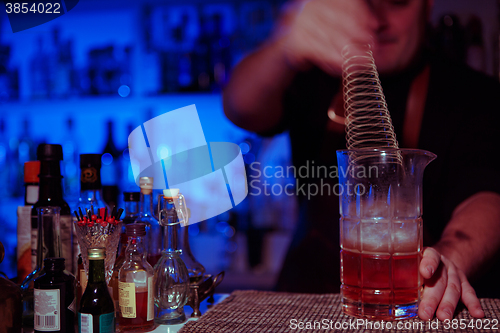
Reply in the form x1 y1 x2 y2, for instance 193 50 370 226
135 177 162 266
108 233 128 315
22 144 72 328
34 257 76 333
22 206 63 329
101 121 121 187
118 223 154 331
78 154 109 212
154 190 189 324
0 240 23 333
78 248 115 333
158 190 205 283
18 161 40 283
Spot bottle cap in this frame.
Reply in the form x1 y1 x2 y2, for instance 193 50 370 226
80 154 102 168
24 161 40 183
163 188 179 198
43 257 65 271
139 177 154 194
126 223 147 237
124 192 140 202
37 144 63 161
88 247 106 260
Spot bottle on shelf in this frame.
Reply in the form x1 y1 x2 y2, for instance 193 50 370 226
17 161 40 283
78 248 115 333
78 153 110 212
22 205 65 329
117 223 155 332
101 121 121 208
0 240 23 333
135 177 162 266
34 257 76 333
154 189 189 325
121 191 140 237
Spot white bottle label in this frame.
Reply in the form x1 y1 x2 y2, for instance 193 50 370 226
118 281 136 318
147 276 154 321
79 313 93 333
80 269 88 296
34 289 60 331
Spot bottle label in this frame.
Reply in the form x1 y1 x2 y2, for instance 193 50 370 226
99 312 115 333
26 184 39 204
147 276 154 321
80 268 88 295
34 289 61 331
118 281 136 318
78 313 93 333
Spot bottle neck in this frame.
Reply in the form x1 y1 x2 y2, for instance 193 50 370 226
38 160 64 202
36 216 62 269
126 236 146 261
88 258 106 284
164 222 180 252
139 192 154 217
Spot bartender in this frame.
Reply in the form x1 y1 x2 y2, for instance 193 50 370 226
223 0 500 321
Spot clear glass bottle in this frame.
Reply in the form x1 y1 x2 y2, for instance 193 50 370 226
135 177 162 266
157 189 205 283
154 190 189 325
22 205 63 329
118 223 155 332
34 257 75 333
78 248 115 333
0 240 23 333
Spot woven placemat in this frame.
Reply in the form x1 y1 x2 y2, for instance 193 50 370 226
179 290 500 333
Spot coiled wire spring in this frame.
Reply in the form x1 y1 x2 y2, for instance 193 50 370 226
341 45 402 165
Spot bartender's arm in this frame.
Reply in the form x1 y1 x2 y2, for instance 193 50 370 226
419 191 500 320
223 0 374 133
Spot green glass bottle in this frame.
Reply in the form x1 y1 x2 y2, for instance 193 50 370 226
78 248 115 333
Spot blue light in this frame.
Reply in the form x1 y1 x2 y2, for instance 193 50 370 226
118 85 131 97
244 153 255 164
102 153 113 165
239 142 250 154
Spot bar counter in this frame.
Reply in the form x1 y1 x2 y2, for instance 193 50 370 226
174 291 500 333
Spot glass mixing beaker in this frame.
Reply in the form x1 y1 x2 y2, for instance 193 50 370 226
336 148 436 320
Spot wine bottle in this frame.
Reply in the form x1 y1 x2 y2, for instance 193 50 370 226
78 248 115 333
34 257 76 333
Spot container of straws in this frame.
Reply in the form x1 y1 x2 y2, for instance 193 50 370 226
74 206 123 284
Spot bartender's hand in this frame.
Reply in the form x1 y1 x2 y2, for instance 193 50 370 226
277 0 376 75
418 247 485 320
